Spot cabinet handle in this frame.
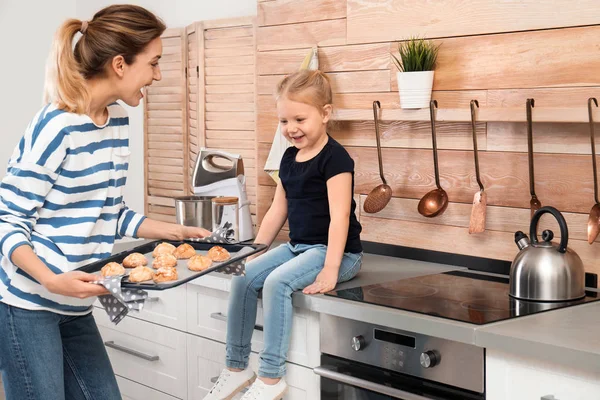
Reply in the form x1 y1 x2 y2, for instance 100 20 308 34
210 312 263 331
104 341 159 361
211 376 249 393
146 297 160 303
541 396 559 400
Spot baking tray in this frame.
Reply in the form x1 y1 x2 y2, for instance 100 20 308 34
77 240 267 290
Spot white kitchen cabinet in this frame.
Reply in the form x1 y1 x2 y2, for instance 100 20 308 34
187 283 321 367
187 335 319 400
486 349 600 400
94 308 188 400
95 285 187 331
117 376 180 400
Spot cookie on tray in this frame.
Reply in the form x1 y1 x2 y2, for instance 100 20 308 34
152 253 177 269
101 262 125 277
152 242 176 257
207 245 230 262
123 252 148 268
188 254 213 271
153 266 178 283
128 266 154 283
174 243 195 259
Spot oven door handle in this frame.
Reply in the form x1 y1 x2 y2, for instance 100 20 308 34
313 366 434 400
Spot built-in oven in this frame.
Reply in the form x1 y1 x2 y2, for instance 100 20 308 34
316 315 485 400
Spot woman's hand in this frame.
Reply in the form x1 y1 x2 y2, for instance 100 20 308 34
181 225 212 240
43 271 109 299
303 268 338 295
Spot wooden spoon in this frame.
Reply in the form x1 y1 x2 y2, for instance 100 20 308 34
468 100 486 234
587 97 600 244
526 98 541 218
363 101 393 214
418 100 449 218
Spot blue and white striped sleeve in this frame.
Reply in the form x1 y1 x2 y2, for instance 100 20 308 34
0 108 67 261
115 202 146 239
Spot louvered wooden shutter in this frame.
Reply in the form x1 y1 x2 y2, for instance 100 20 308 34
143 28 188 222
193 17 258 224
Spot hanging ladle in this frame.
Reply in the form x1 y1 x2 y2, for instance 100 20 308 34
363 100 393 214
468 100 486 234
526 98 541 218
587 97 600 244
418 100 448 218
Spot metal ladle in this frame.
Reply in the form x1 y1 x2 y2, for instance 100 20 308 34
526 98 541 218
363 100 393 214
587 97 600 244
418 100 448 218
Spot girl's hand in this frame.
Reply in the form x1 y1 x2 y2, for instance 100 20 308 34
181 225 212 240
303 268 338 295
44 271 109 299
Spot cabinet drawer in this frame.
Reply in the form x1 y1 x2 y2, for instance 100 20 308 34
187 335 319 400
94 309 187 399
95 285 187 331
487 349 600 400
186 285 320 367
117 376 180 400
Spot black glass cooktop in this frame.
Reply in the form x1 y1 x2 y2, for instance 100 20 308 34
325 270 600 325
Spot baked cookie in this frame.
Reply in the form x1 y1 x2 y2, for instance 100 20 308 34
123 252 148 268
101 262 125 277
152 242 176 257
152 253 177 269
188 255 213 271
153 266 178 283
174 243 195 259
207 245 230 262
128 266 154 283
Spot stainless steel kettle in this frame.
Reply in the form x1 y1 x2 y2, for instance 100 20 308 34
510 206 585 302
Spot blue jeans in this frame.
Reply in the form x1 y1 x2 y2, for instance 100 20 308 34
0 302 121 400
226 243 362 378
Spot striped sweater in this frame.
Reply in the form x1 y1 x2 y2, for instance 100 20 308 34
0 102 146 315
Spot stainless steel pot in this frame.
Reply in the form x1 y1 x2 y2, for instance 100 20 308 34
174 196 215 228
510 206 585 302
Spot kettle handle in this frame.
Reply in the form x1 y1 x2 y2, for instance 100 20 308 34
530 206 568 253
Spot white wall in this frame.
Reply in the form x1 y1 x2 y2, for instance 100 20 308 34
75 0 257 220
0 0 77 176
0 0 255 234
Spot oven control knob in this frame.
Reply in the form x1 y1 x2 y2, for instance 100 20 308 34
420 351 439 368
351 336 365 351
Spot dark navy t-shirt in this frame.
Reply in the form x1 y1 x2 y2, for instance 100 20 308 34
279 135 362 253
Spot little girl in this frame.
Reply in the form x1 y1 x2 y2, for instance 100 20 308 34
205 70 363 400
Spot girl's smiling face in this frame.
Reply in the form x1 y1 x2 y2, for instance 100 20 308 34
277 97 331 151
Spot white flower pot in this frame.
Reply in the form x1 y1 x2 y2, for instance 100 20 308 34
396 70 435 109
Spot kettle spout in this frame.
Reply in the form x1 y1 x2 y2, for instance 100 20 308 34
515 231 530 250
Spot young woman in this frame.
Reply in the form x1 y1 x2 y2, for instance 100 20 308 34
206 70 363 400
0 5 209 399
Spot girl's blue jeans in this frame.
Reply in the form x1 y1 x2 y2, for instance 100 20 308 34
226 242 362 378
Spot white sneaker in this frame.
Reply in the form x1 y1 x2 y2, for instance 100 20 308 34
240 378 288 400
203 368 256 400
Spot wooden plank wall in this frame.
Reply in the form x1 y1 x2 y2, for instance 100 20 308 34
255 0 600 275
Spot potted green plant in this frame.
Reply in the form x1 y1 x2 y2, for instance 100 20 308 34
392 37 441 109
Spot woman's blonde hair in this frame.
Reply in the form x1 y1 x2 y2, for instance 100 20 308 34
276 70 333 112
43 5 166 113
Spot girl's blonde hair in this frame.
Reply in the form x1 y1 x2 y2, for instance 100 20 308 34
43 5 166 113
276 70 333 112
